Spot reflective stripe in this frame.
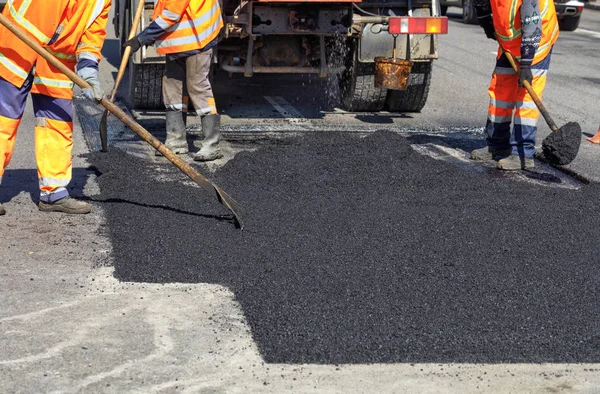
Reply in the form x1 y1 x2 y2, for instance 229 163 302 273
490 99 515 109
86 0 106 29
8 0 52 44
39 178 70 187
514 116 539 126
33 76 73 89
47 48 76 61
161 9 182 22
515 101 538 110
197 105 216 115
0 51 29 80
157 18 222 49
167 3 219 32
532 69 548 77
165 103 188 111
488 114 513 123
155 16 172 30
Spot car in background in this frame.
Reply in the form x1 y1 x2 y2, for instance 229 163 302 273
439 0 586 31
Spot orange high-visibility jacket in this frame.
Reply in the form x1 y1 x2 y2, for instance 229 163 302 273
491 0 558 64
0 0 111 89
152 0 224 55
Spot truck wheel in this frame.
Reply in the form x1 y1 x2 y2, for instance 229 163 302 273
559 15 581 31
339 41 387 112
440 5 448 16
385 62 432 113
462 0 478 25
127 60 165 109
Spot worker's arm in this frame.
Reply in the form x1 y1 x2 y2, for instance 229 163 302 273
473 0 496 40
77 0 112 102
124 0 193 51
518 0 541 85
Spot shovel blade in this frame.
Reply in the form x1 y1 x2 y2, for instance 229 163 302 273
541 122 581 166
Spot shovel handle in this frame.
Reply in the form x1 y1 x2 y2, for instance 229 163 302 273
0 12 244 228
109 0 146 102
503 51 559 133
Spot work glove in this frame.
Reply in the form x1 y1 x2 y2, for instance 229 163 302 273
77 67 104 103
478 15 496 40
519 64 533 87
123 36 142 53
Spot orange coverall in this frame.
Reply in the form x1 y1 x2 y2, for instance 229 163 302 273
0 0 111 202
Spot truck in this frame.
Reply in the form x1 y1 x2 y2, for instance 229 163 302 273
113 0 448 113
440 0 587 31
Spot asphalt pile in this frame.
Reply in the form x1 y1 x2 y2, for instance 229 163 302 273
89 131 600 364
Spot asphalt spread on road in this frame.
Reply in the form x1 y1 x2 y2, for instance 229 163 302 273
88 131 600 364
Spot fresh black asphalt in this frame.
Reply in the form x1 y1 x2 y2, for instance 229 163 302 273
88 131 600 364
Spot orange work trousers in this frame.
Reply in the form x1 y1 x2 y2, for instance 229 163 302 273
485 50 552 159
0 57 75 202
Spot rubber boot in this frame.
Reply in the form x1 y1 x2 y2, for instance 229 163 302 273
194 114 223 162
156 110 188 156
39 196 91 214
0 204 5 216
470 146 512 161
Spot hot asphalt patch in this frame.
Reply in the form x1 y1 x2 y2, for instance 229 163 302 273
88 131 600 364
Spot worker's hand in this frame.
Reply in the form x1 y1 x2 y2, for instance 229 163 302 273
519 64 533 87
123 36 142 53
478 15 496 40
77 67 104 103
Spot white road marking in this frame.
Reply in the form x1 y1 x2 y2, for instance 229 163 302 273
263 96 309 125
575 28 600 39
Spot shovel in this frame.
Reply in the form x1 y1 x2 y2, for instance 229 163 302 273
503 51 581 165
0 12 244 229
98 0 145 152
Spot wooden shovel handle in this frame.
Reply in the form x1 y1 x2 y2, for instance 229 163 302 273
503 51 559 132
109 0 146 102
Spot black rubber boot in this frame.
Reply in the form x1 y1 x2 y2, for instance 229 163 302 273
194 114 223 162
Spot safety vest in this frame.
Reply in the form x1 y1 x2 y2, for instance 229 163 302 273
491 0 558 64
152 0 224 55
0 0 111 89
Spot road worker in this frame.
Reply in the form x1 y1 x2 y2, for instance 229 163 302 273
124 0 224 161
470 0 559 170
0 0 111 215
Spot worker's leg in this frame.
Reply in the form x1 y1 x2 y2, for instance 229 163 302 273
160 57 189 154
512 51 552 159
472 54 518 161
32 58 90 214
188 49 222 162
486 54 519 153
0 73 32 215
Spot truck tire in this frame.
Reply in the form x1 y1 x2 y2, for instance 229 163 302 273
462 0 478 25
440 5 448 16
339 41 387 112
127 60 165 109
559 15 581 32
385 62 432 113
